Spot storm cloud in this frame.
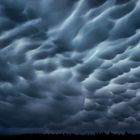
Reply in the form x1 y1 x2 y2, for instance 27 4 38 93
0 0 140 134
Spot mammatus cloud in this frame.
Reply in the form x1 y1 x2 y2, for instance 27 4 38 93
0 0 140 134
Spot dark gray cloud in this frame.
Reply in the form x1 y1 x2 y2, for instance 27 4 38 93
0 0 140 135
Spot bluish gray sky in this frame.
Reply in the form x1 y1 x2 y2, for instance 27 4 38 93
0 0 140 134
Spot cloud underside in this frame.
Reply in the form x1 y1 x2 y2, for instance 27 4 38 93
0 0 140 134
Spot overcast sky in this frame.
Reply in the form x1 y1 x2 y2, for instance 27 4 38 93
0 0 140 134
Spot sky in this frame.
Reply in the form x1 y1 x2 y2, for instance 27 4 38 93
0 0 140 134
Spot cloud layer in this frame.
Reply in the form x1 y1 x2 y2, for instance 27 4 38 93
0 0 140 134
